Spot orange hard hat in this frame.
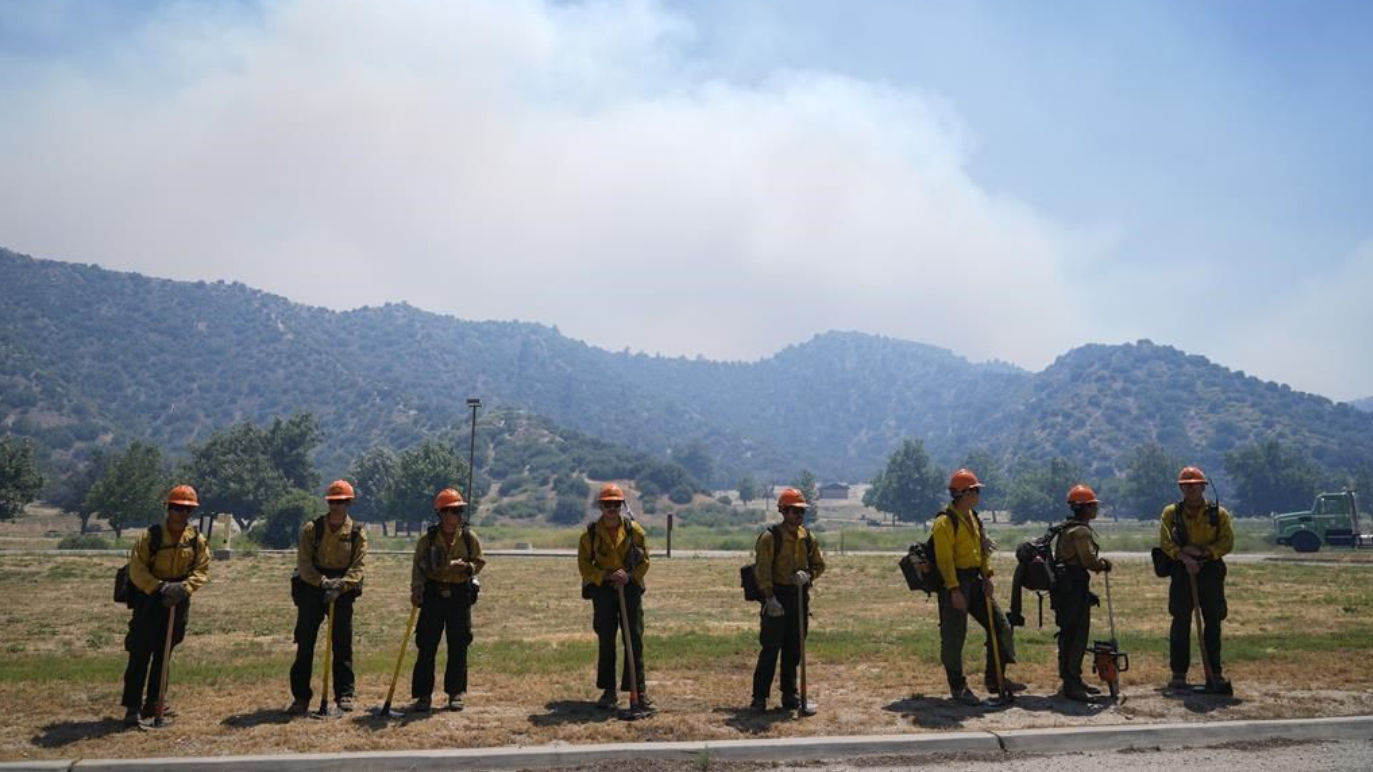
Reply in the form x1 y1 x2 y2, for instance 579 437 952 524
1067 484 1100 506
777 487 809 509
598 483 626 502
165 485 199 508
433 488 466 510
1177 466 1208 486
324 479 356 501
948 468 985 493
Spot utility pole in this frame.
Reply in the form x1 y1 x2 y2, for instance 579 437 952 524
466 398 482 503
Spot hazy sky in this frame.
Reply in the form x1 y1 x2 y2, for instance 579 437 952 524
2 0 1370 399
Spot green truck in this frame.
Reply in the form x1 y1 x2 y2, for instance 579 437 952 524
1272 490 1369 552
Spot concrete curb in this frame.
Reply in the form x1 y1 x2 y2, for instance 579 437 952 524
3 716 1369 772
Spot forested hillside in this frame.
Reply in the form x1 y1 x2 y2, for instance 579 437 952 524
4 247 1372 491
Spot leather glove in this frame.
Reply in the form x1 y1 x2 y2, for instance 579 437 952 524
792 570 811 587
321 577 343 603
765 597 785 618
410 587 424 608
159 581 188 607
1100 558 1113 573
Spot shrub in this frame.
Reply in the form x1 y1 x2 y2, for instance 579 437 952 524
58 533 112 550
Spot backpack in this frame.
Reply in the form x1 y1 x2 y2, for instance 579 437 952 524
741 525 815 601
898 510 960 595
290 517 365 605
113 524 202 608
424 525 481 605
581 515 645 600
1008 521 1073 627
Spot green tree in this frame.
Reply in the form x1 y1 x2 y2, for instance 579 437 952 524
387 440 470 533
959 448 1006 498
184 422 287 532
736 475 760 507
255 488 325 550
791 469 820 521
85 441 166 539
1006 457 1083 524
551 494 586 525
1224 438 1321 515
348 446 398 533
0 436 46 521
864 439 946 524
48 450 108 533
674 439 715 488
1120 442 1182 520
265 413 322 491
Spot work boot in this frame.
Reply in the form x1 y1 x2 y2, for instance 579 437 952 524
447 693 465 712
596 688 618 710
336 695 355 712
410 697 432 713
141 702 177 719
1061 681 1092 703
286 699 310 716
122 708 142 728
986 676 1027 694
749 696 767 713
951 687 982 707
781 694 801 711
1084 684 1102 696
1167 673 1188 690
636 693 657 713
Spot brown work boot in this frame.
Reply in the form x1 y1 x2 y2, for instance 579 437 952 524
636 693 657 713
336 695 355 712
595 688 617 710
410 697 432 714
986 677 1027 694
1084 683 1102 696
286 698 310 716
1167 673 1188 690
447 693 465 712
122 708 142 728
749 696 767 713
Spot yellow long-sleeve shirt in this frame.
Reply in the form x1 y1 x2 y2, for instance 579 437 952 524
753 524 826 597
578 517 650 588
1159 502 1234 560
296 516 367 590
412 527 486 593
1056 522 1108 571
128 520 210 596
931 505 992 590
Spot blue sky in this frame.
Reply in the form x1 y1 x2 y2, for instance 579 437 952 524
1 0 1370 399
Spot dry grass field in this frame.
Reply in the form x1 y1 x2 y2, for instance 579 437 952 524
1 549 1371 762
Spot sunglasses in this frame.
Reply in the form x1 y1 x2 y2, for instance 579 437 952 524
783 506 806 516
600 502 623 510
439 507 466 516
168 505 196 514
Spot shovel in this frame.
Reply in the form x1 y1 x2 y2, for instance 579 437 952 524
1188 569 1233 696
147 604 177 729
796 584 817 716
373 605 419 719
615 582 648 721
312 598 340 718
984 583 1013 705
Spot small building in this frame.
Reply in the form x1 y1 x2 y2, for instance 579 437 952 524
819 482 851 500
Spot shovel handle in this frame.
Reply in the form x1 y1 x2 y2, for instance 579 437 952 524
156 604 177 722
615 583 641 707
382 606 418 712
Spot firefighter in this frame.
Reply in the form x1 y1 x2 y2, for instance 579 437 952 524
287 480 368 714
120 485 210 727
750 487 826 712
1159 466 1234 692
577 483 653 711
409 488 486 712
933 468 1022 705
1053 484 1113 701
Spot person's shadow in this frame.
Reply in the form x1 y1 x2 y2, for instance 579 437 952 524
32 718 129 748
1160 685 1243 714
1003 693 1111 717
527 700 616 727
716 705 799 734
883 692 1011 729
221 708 298 728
